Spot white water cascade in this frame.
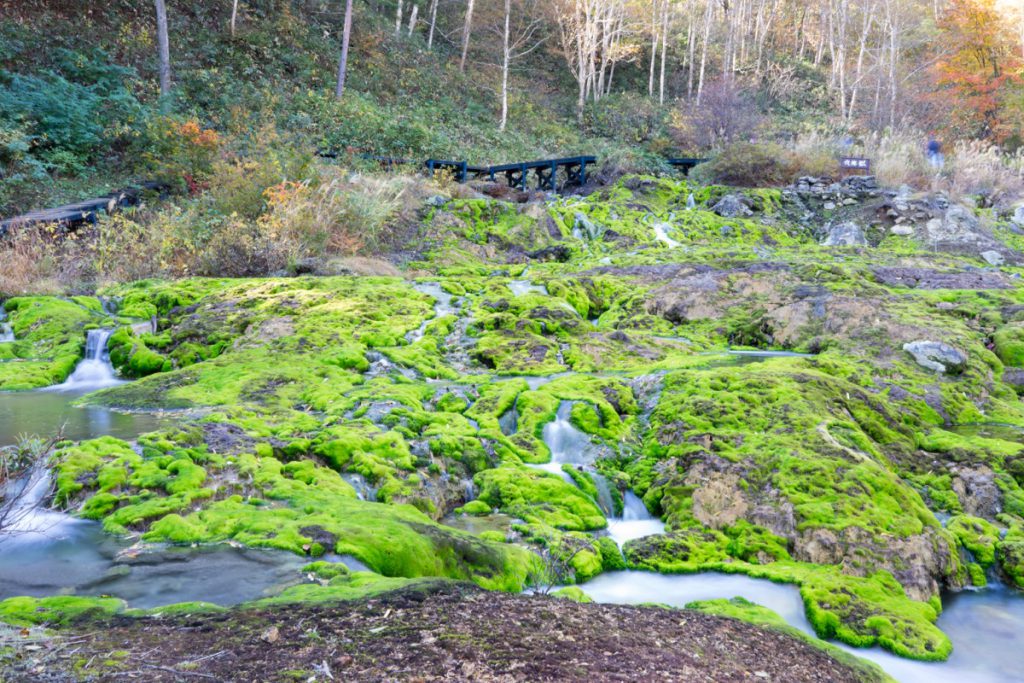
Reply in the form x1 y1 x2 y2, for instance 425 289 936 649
49 329 122 392
605 491 666 547
653 223 682 248
0 306 14 343
0 468 80 544
530 402 594 482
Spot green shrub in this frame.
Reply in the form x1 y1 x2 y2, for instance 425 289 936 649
0 49 143 172
690 142 798 187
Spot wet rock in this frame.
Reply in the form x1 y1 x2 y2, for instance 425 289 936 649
891 225 914 236
980 250 1005 266
711 194 753 218
425 195 448 207
686 466 749 530
526 245 571 262
903 341 967 374
952 466 1002 519
1004 368 1024 391
821 222 866 247
1012 204 1024 228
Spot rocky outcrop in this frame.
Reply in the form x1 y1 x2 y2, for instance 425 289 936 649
821 221 867 247
952 466 1002 519
903 341 968 374
710 194 754 218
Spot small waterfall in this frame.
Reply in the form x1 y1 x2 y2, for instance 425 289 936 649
530 402 594 482
0 468 79 544
461 478 476 502
653 223 682 248
590 473 618 517
342 473 377 502
50 329 121 392
0 306 13 343
686 193 696 210
605 491 665 548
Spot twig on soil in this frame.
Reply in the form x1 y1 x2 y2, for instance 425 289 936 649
142 664 217 679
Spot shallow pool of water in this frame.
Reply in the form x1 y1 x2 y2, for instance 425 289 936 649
0 522 309 609
0 389 170 447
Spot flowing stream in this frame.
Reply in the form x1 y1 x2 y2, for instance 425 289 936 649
507 281 547 297
576 569 1024 682
408 282 456 343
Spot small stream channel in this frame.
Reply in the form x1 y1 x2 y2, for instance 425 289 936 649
0 331 313 608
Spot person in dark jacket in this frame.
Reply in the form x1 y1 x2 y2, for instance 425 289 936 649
927 137 944 170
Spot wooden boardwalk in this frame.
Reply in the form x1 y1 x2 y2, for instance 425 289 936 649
0 182 167 236
1 156 707 232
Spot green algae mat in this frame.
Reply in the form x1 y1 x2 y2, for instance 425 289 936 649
3 175 1024 664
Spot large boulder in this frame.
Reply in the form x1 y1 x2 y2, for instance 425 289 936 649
821 221 867 247
710 194 753 218
1012 204 1024 228
903 340 968 374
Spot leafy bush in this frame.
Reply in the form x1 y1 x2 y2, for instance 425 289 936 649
0 49 143 173
690 141 798 187
583 93 667 144
141 117 221 190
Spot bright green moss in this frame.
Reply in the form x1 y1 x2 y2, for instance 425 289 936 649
0 596 125 627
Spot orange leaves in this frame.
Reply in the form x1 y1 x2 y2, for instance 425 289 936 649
932 0 1024 141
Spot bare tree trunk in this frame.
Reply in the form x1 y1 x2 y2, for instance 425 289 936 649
408 3 418 35
648 0 660 97
154 0 172 101
687 0 696 98
696 0 713 103
230 0 239 37
460 0 475 72
396 0 403 34
335 0 355 99
658 0 669 104
500 0 511 130
427 0 439 49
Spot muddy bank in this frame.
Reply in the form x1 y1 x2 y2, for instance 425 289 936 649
2 583 879 682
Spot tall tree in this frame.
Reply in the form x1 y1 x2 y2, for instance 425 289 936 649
460 0 476 72
934 0 1022 139
335 0 355 99
154 0 172 102
427 0 440 48
230 0 240 37
493 0 544 130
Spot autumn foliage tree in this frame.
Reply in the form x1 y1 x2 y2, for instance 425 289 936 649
933 0 1024 143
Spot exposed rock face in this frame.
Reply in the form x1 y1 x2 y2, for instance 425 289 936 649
981 250 1006 266
686 466 749 529
903 340 968 374
952 466 1002 519
873 267 1011 290
1004 368 1024 391
821 221 867 247
1013 204 1024 228
794 526 957 601
711 194 753 218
